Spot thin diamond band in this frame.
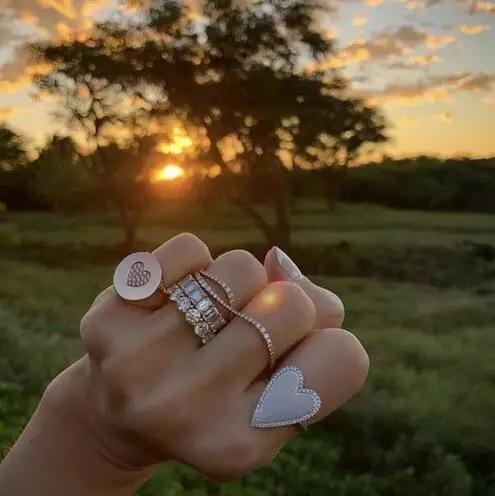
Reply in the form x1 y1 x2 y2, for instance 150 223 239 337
195 272 275 369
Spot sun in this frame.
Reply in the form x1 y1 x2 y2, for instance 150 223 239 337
152 164 185 182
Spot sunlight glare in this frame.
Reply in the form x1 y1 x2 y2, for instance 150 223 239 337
152 164 185 182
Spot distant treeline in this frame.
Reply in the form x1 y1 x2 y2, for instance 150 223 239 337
292 156 495 213
1 155 494 214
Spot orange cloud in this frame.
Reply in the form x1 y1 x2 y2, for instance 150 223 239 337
459 24 491 35
358 72 495 106
425 34 455 49
389 53 441 69
313 25 454 71
472 1 495 13
352 16 368 27
0 106 19 120
0 46 52 93
364 0 383 6
1 0 111 38
404 0 441 10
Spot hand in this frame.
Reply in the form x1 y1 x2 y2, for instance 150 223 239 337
78 234 368 480
0 234 369 495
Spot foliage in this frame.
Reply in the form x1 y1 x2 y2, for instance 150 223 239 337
1 203 495 494
342 157 495 213
0 125 27 172
31 136 93 211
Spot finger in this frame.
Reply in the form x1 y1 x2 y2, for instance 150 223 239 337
246 329 369 452
200 281 316 384
151 249 267 344
264 246 345 329
89 285 114 310
131 232 213 309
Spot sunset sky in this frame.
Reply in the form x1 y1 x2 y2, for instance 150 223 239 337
0 0 494 158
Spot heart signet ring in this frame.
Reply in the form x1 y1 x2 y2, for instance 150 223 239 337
113 252 163 301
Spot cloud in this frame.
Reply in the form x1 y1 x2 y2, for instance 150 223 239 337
388 53 442 69
0 106 19 120
359 72 495 106
425 34 455 49
459 24 491 35
404 0 442 10
0 45 52 93
364 0 383 6
0 1 112 93
310 25 455 71
471 1 495 13
0 0 111 39
352 16 368 27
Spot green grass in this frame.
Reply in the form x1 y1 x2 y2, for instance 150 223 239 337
1 202 495 495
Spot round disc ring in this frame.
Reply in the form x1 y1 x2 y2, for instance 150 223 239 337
113 252 163 301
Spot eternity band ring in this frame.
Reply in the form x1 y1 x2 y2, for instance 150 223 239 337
166 274 230 344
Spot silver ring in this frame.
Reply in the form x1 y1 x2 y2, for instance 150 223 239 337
166 274 229 344
179 275 226 333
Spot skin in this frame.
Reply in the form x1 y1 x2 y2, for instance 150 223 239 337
0 233 369 495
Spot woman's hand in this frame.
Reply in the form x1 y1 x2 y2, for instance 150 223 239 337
0 234 368 494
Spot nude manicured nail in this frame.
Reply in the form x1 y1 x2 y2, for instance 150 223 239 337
273 246 303 281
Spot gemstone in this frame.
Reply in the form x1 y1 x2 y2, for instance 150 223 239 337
177 297 192 312
196 298 212 312
185 308 201 324
189 288 205 303
168 285 182 302
195 322 209 337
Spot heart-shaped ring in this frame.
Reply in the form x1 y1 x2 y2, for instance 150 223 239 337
251 366 321 428
113 252 163 301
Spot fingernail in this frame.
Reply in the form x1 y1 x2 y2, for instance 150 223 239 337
273 246 303 280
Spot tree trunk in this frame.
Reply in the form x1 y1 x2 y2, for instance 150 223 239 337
324 165 347 211
118 205 138 252
270 192 292 253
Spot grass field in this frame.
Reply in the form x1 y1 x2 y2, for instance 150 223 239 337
1 202 495 495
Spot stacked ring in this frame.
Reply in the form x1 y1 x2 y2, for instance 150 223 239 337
113 251 275 368
166 275 226 343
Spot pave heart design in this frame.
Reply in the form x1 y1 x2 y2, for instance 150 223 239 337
251 366 321 428
126 261 152 288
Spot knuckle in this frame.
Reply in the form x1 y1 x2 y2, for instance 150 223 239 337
170 232 211 262
216 436 264 479
338 329 370 387
321 329 370 391
161 388 195 429
216 249 267 288
270 280 316 329
80 308 106 359
319 291 345 327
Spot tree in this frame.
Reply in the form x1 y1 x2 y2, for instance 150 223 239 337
0 125 27 171
34 0 387 250
32 38 162 249
32 136 91 212
85 138 157 250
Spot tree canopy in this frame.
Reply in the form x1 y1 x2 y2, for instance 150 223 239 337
0 125 27 171
34 0 387 248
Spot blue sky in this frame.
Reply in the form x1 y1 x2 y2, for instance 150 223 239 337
0 0 494 158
